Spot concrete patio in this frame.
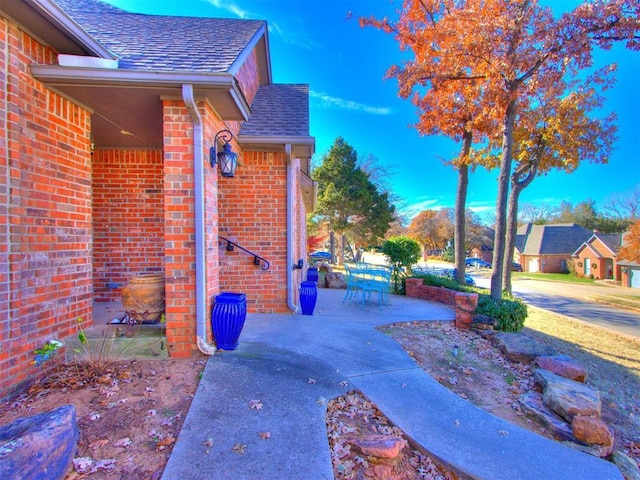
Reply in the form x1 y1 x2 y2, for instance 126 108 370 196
160 287 623 480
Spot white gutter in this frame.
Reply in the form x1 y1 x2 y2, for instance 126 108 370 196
286 144 298 313
182 84 216 355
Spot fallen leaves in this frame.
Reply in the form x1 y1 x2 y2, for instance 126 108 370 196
0 358 205 479
113 437 133 448
327 391 453 480
156 435 176 451
73 457 116 474
232 443 246 455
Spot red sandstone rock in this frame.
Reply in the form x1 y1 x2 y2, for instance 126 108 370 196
350 434 404 459
572 414 614 447
535 355 587 383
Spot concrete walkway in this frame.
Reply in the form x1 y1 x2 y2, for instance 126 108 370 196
162 288 623 480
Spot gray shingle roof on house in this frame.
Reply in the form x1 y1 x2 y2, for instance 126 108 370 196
240 84 310 137
595 233 623 254
573 233 623 257
54 0 265 73
516 223 593 255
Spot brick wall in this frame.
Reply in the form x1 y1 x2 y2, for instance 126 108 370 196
540 255 569 273
0 20 93 398
162 99 224 357
92 149 164 301
405 278 478 329
235 47 261 108
218 151 290 313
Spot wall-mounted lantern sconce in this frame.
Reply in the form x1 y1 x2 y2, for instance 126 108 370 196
210 129 238 177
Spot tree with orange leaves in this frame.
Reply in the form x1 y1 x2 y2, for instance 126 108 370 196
362 0 497 284
361 0 639 299
619 220 640 264
474 68 619 292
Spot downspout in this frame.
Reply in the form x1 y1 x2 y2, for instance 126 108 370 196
286 144 298 312
182 84 216 355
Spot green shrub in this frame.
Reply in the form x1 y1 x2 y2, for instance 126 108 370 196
382 236 421 294
415 273 468 291
476 294 527 332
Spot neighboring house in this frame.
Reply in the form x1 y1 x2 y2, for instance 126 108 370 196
514 223 592 273
0 0 315 398
572 233 622 280
614 229 640 288
617 261 640 289
469 245 493 264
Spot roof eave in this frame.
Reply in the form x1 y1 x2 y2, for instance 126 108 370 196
30 65 252 121
4 0 115 58
238 135 315 158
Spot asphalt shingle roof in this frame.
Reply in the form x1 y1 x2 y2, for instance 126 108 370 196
517 223 593 255
240 84 310 137
54 0 265 73
595 233 623 254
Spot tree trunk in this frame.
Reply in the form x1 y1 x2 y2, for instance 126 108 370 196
502 183 521 294
490 99 516 300
454 131 472 285
503 159 540 293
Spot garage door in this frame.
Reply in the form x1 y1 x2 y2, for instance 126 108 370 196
631 269 640 288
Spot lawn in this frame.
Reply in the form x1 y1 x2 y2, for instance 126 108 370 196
513 271 596 284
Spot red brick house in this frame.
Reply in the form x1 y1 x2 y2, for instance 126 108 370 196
0 0 315 398
469 245 493 265
573 231 640 288
572 233 622 280
514 223 592 273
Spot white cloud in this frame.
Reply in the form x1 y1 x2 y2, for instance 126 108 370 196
400 198 496 224
207 0 251 18
400 199 443 220
310 90 392 115
268 21 320 50
207 1 319 50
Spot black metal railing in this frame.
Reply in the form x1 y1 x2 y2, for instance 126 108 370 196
219 236 270 270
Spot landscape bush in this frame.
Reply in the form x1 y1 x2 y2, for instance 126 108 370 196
382 236 422 294
475 294 528 332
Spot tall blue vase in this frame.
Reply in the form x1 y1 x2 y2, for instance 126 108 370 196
211 292 247 350
299 281 317 315
307 267 319 283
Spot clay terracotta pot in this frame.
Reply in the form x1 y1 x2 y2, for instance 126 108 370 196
121 274 165 322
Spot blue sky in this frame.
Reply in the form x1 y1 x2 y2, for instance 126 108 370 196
104 0 640 223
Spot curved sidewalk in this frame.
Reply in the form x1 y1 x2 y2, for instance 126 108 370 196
162 288 623 480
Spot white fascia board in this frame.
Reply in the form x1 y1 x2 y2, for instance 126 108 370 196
30 65 236 88
238 135 315 146
58 54 118 69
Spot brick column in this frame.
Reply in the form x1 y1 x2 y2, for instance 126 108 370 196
162 100 198 358
454 292 479 329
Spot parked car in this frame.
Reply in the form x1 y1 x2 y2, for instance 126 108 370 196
441 268 476 286
465 257 492 269
309 251 331 261
511 262 523 272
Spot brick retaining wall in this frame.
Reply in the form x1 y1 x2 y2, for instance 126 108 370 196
405 278 478 329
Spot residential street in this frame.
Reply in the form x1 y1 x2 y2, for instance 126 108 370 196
472 275 640 338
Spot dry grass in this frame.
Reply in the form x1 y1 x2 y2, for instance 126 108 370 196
522 306 640 444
